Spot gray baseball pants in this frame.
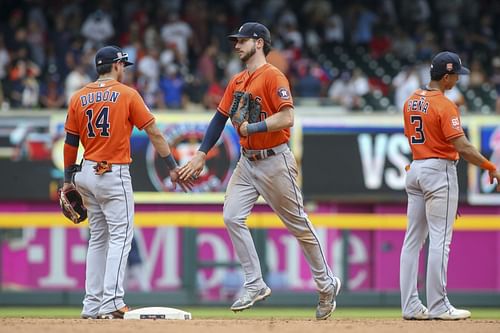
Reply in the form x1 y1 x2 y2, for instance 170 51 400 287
74 160 134 317
223 144 335 293
400 158 458 317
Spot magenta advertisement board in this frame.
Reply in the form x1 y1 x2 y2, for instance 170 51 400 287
2 226 500 299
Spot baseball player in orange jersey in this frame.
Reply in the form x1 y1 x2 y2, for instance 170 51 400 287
62 46 191 319
400 51 500 320
178 22 341 320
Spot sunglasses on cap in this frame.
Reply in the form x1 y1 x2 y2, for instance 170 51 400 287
113 52 129 63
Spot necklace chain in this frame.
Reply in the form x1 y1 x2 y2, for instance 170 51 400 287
425 85 439 91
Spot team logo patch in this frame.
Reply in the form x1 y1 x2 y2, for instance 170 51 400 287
451 117 461 129
277 87 290 100
446 63 453 71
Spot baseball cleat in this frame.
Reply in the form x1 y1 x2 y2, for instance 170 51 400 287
81 314 96 319
403 305 429 320
230 287 272 312
316 277 341 320
434 307 471 320
98 305 131 319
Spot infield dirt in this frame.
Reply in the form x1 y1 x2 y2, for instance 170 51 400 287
1 318 500 333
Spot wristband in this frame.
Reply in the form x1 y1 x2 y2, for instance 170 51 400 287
64 168 74 183
64 164 81 183
246 121 268 135
480 160 497 171
163 154 178 171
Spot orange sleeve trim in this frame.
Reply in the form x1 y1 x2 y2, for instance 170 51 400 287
217 107 229 117
480 160 497 171
137 117 155 130
277 102 294 112
445 132 464 141
64 143 78 168
64 127 79 135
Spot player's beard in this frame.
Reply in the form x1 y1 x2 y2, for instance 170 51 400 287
241 45 256 63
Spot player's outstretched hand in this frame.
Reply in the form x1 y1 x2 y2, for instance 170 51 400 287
488 170 500 192
178 151 206 181
170 169 194 192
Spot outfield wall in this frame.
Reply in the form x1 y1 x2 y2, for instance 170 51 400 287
1 203 500 306
0 111 499 306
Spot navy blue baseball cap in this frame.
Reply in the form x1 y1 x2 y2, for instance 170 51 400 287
95 45 133 67
430 51 470 77
228 22 271 44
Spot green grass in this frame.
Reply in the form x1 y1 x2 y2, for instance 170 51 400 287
0 307 499 320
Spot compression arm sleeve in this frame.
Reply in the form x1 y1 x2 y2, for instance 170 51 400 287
199 112 228 153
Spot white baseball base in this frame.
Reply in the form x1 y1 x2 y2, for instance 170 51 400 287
123 307 192 320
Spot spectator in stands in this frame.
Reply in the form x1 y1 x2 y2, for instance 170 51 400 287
370 25 391 59
160 12 193 64
0 37 10 103
491 57 500 114
8 58 40 108
399 0 430 30
392 66 420 111
197 44 217 85
64 64 90 105
80 9 115 50
0 1 499 112
40 75 65 109
323 13 344 45
203 77 224 110
21 66 40 108
445 86 467 113
468 59 487 88
294 63 322 98
137 48 161 108
2 9 24 50
351 4 378 46
26 19 46 69
159 63 184 109
328 69 369 109
328 71 351 107
390 28 416 61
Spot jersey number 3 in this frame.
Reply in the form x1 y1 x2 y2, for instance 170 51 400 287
410 115 425 144
86 107 110 138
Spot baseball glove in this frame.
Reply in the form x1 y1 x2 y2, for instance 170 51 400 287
58 187 87 224
231 92 251 133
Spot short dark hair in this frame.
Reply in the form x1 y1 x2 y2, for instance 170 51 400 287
263 41 271 56
430 72 445 81
96 63 113 75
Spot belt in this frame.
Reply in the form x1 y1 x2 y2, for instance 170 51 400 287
241 143 288 161
242 148 276 161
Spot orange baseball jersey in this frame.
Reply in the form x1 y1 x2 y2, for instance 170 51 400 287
217 63 293 150
403 89 464 160
65 79 155 164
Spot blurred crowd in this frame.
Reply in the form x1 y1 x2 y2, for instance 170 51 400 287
0 0 499 113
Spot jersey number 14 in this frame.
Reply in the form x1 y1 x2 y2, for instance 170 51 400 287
86 107 110 138
410 115 425 144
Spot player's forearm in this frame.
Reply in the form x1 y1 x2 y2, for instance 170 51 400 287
199 111 228 153
260 107 294 132
63 132 80 183
149 131 172 157
452 136 496 169
144 122 171 157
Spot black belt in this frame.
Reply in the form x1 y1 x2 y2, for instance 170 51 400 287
242 148 276 161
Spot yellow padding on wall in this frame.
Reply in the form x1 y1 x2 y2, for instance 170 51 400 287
0 212 498 230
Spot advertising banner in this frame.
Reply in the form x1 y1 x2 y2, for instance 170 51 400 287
0 113 499 204
2 225 499 297
301 117 468 202
468 120 500 205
